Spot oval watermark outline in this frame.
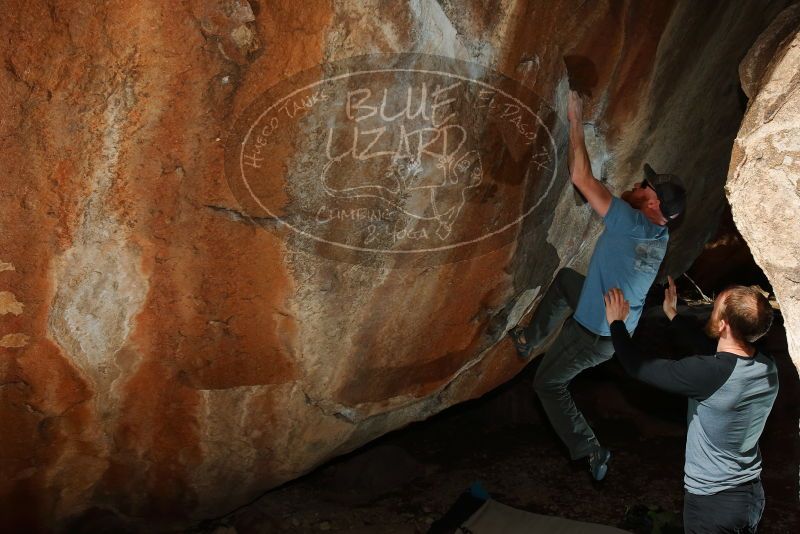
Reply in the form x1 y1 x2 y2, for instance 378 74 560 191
236 55 560 254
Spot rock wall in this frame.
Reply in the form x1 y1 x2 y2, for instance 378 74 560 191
0 0 793 530
727 3 800 370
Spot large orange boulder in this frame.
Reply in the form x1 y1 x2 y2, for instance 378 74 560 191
0 0 793 529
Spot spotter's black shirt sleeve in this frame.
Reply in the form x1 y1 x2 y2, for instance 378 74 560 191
610 318 735 400
668 313 717 355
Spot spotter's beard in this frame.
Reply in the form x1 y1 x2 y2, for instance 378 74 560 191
705 316 722 339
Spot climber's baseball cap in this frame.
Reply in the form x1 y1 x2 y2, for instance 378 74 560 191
643 163 687 220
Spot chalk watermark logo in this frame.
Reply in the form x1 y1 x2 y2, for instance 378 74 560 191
225 54 560 265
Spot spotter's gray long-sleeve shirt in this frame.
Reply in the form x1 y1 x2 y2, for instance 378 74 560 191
610 315 779 495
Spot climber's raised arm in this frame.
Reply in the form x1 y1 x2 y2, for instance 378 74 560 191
567 90 612 217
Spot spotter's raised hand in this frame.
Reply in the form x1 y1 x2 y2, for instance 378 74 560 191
663 275 678 321
604 288 630 324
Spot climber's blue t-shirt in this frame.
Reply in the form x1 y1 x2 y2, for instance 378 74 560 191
573 197 669 336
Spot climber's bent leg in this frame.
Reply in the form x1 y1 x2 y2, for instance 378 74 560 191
533 318 614 460
522 268 585 348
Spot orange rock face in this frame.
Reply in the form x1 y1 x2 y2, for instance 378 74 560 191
0 0 793 529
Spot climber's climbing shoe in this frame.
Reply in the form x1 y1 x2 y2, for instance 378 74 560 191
508 325 532 359
588 446 611 481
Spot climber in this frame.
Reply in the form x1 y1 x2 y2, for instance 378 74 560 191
508 89 686 480
604 279 778 534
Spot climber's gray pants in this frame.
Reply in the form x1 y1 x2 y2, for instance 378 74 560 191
526 269 615 460
523 268 584 345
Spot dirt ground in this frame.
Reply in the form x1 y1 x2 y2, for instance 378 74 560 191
192 303 800 534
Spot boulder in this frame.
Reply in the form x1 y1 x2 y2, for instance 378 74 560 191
0 0 794 529
727 4 800 370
